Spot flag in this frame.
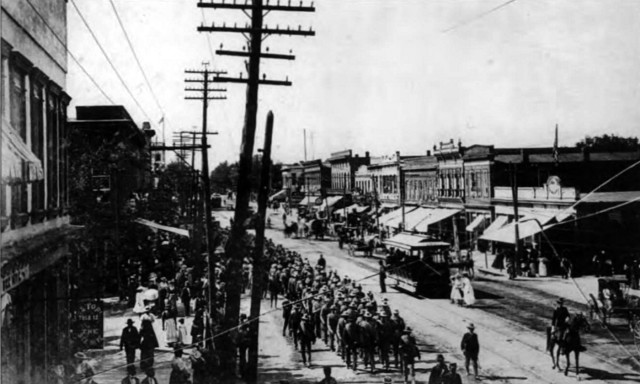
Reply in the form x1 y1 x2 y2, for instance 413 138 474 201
158 116 165 125
552 124 559 165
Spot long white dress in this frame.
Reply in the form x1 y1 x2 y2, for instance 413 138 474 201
165 318 179 345
450 277 464 303
133 289 147 314
462 276 476 306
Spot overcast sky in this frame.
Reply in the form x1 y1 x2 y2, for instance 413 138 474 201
67 0 640 169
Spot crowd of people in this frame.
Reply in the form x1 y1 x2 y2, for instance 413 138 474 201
256 239 479 384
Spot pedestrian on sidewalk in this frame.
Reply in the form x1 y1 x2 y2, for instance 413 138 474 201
120 319 140 370
428 354 449 384
318 366 338 384
180 285 191 317
177 318 189 347
139 310 159 372
460 323 480 379
450 274 464 306
560 256 573 279
121 366 140 384
165 316 179 348
379 260 387 293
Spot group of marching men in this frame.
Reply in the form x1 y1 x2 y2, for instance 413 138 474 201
262 243 421 383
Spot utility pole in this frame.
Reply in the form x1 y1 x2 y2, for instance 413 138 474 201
510 162 521 279
196 0 315 374
184 64 227 317
247 111 274 383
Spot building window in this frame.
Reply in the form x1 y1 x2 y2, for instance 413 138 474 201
31 80 45 215
46 91 59 211
9 63 27 140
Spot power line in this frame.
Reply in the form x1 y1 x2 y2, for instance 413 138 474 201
70 0 153 122
23 0 114 104
442 0 521 34
108 0 165 118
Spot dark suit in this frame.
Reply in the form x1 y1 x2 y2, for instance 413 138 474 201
121 376 140 384
120 326 140 365
461 331 479 375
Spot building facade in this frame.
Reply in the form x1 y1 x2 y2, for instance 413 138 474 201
401 153 438 207
327 149 370 196
301 159 331 198
1 1 76 382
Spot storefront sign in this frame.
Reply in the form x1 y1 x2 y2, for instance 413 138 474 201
71 300 104 349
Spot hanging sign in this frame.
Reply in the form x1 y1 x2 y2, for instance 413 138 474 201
71 299 104 350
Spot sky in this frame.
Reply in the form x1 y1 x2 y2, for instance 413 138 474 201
66 0 640 170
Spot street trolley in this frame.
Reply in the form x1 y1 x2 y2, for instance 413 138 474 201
588 276 640 353
382 233 452 297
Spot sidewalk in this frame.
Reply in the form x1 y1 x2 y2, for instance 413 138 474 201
472 251 640 305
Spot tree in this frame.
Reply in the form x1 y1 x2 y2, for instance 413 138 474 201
576 134 639 151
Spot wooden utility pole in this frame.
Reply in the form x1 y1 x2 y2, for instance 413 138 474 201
247 111 274 383
184 65 227 316
197 2 315 372
510 162 521 279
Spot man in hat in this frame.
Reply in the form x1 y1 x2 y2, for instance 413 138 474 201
298 313 316 366
120 319 140 368
552 298 570 334
290 304 303 349
377 310 394 371
379 260 387 293
317 254 326 269
319 366 338 384
282 298 292 336
460 323 480 379
327 305 339 352
391 309 406 368
428 354 449 384
400 327 421 384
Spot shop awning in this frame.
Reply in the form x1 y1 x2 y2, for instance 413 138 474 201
385 207 431 229
268 189 287 202
298 196 316 206
465 215 487 232
479 215 509 240
2 117 44 183
379 207 418 227
384 233 449 251
135 219 190 237
317 196 344 211
412 208 461 233
479 212 565 244
336 204 369 218
380 203 399 210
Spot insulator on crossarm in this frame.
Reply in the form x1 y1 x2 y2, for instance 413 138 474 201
263 74 266 80
300 1 302 6
286 76 289 82
311 2 314 7
220 43 223 49
266 46 270 52
298 25 301 31
240 72 243 79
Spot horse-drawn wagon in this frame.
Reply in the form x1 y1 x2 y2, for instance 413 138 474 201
588 277 640 350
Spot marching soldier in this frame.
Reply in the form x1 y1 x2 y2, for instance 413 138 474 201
298 313 316 367
400 327 421 384
391 309 406 368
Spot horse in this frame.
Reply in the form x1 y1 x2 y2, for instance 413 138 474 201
548 313 590 377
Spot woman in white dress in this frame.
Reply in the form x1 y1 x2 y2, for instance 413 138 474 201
133 286 147 314
165 316 179 347
450 273 464 306
461 272 476 306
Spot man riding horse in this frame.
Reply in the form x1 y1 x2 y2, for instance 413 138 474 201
549 298 570 369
